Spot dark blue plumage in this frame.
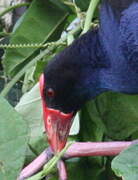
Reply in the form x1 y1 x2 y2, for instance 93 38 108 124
100 0 138 93
44 0 138 113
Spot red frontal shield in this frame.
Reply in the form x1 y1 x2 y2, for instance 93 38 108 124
39 74 74 152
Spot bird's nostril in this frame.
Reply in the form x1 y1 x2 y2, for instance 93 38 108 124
47 116 51 125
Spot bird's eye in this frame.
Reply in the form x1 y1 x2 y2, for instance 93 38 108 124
47 88 55 97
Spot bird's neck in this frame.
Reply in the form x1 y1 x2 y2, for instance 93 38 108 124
73 3 138 101
68 29 108 101
98 1 138 94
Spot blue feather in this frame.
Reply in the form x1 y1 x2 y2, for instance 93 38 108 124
44 0 138 112
100 1 138 94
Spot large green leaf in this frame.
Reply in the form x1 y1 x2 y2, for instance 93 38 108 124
15 83 45 154
76 0 91 10
66 156 106 180
79 100 105 142
0 96 28 180
79 91 138 141
51 0 91 11
98 92 138 140
76 92 138 179
3 0 68 76
112 144 138 180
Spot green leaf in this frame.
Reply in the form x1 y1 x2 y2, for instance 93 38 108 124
79 100 105 142
3 0 68 76
0 96 28 179
76 0 91 11
22 65 36 93
33 61 48 83
66 157 105 180
80 92 138 141
112 144 138 180
49 0 70 12
98 92 138 140
15 83 46 154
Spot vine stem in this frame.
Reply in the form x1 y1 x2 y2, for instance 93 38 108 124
82 0 99 34
26 142 73 180
57 160 67 180
0 42 66 49
18 148 53 180
0 2 30 18
0 23 81 98
18 141 138 180
64 141 132 158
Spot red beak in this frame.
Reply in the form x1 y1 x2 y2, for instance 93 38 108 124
39 74 74 152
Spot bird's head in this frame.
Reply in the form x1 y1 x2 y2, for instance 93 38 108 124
39 60 78 152
39 30 106 152
39 51 88 152
40 73 74 153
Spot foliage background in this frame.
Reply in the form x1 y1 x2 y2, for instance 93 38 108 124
0 0 138 179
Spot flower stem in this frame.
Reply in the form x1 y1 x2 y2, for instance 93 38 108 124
19 141 137 180
57 160 67 180
26 142 73 180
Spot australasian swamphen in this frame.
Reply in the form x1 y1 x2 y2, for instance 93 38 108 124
40 0 138 152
